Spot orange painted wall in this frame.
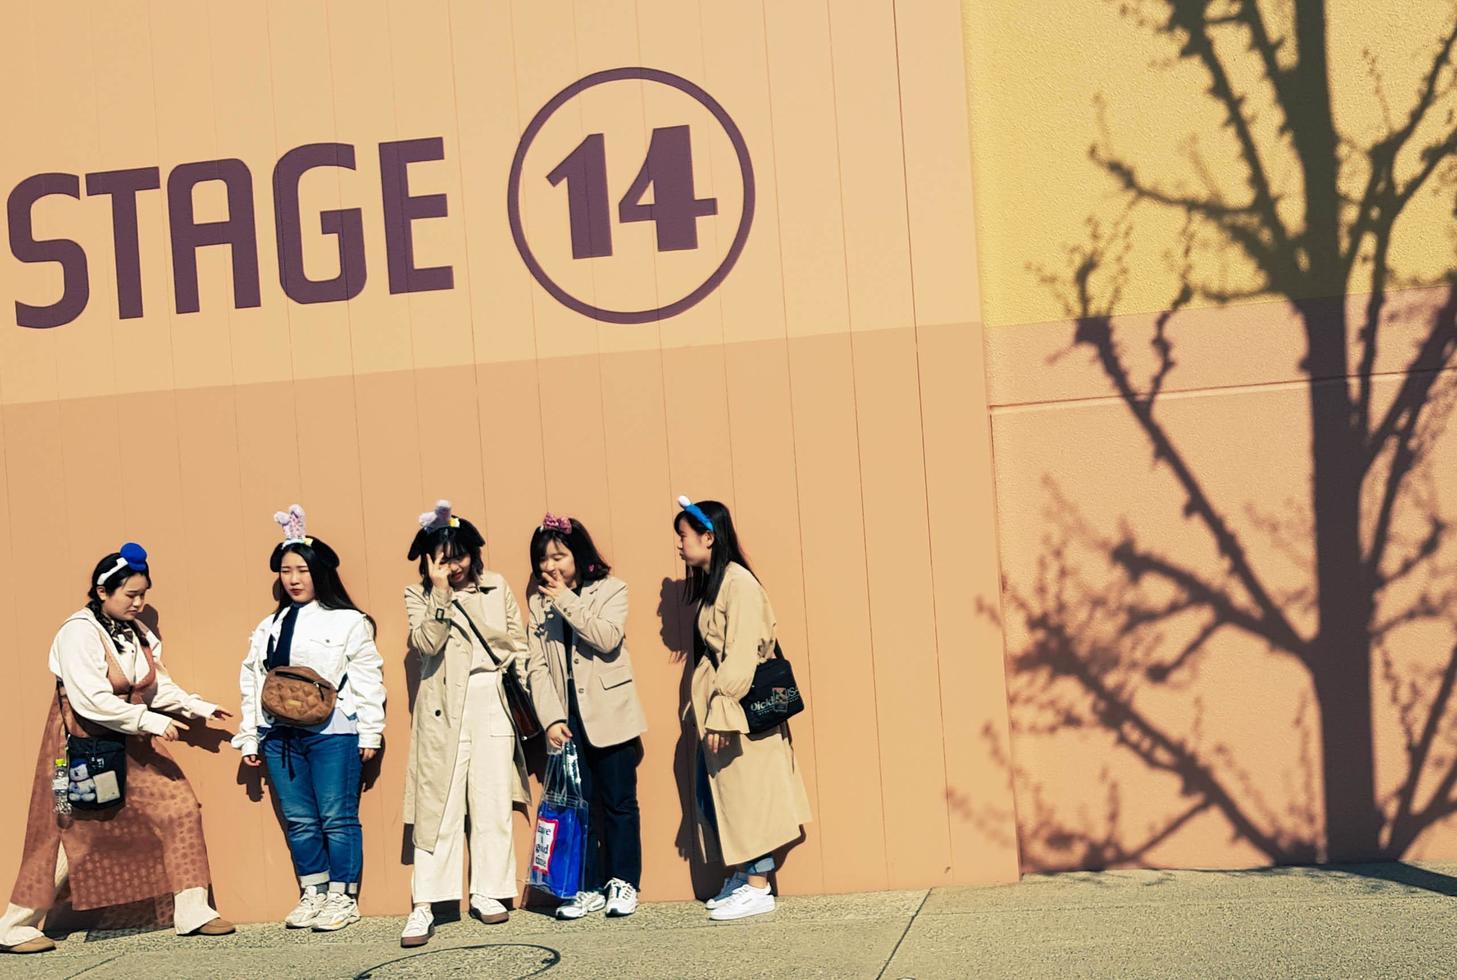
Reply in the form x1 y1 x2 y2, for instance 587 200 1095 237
0 0 1018 922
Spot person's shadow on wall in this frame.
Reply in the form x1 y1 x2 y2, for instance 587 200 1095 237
658 576 722 900
135 606 232 756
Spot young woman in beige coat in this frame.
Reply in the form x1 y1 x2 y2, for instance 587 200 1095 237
674 498 812 921
523 514 647 920
399 502 532 949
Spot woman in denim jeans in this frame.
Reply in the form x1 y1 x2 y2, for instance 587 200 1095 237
233 505 386 932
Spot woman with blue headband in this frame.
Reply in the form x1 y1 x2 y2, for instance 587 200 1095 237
1 544 235 955
673 498 811 922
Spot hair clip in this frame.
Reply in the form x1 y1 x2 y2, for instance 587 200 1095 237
540 512 573 533
274 504 312 546
418 499 460 533
96 542 148 586
677 495 714 532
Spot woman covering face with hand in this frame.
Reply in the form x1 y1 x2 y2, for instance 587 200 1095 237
398 502 532 949
2 544 234 955
523 514 647 921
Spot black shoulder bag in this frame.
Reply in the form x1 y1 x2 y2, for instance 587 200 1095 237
697 623 805 734
454 599 543 740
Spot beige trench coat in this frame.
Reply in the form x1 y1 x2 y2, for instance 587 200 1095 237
402 573 532 852
524 575 647 748
689 562 812 866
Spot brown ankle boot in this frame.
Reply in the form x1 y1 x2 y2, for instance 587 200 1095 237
2 935 56 954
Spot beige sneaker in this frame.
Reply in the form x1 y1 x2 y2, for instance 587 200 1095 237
284 890 328 929
310 893 360 932
400 906 434 948
470 897 509 925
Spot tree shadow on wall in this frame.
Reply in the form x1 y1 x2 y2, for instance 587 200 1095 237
1004 0 1457 871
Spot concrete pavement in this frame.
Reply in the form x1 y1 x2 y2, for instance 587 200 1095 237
5 861 1456 978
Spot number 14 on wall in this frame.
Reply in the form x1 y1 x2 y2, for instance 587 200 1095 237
548 125 718 259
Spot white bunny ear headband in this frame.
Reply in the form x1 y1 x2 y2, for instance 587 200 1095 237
676 495 715 532
418 499 460 533
274 504 312 546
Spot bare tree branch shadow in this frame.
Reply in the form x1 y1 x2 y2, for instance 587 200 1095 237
1003 0 1457 871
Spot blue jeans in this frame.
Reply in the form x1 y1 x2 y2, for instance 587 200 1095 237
262 730 363 893
697 747 775 875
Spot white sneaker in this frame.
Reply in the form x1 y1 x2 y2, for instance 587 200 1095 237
704 871 748 910
605 879 638 917
311 892 361 932
555 890 606 920
284 890 328 929
469 897 509 925
708 883 775 921
400 906 434 948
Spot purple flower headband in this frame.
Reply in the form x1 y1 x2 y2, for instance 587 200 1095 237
540 512 573 533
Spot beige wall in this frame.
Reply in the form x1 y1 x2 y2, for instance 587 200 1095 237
0 0 1018 922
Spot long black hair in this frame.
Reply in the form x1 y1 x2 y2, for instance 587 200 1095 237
86 546 153 643
409 517 486 594
271 538 375 633
529 517 612 589
673 499 753 605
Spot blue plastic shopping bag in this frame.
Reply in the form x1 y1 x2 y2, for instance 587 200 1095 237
529 740 589 899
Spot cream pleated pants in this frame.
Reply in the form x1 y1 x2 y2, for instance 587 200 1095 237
411 670 518 904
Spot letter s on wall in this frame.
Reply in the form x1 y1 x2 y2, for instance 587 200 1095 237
7 172 89 328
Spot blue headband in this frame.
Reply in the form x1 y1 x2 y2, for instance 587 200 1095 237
96 542 148 586
676 495 714 532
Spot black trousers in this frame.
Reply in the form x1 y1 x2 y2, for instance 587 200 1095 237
567 688 642 891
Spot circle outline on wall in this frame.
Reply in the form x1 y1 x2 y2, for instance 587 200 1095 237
507 66 755 325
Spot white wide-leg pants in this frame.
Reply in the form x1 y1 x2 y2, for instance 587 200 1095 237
411 670 518 904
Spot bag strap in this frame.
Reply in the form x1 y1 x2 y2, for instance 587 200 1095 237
452 598 507 669
55 684 72 738
694 616 785 668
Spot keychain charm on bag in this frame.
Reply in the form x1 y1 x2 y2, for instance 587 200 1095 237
51 753 71 816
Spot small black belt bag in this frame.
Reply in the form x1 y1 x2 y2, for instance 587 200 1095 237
56 688 128 811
